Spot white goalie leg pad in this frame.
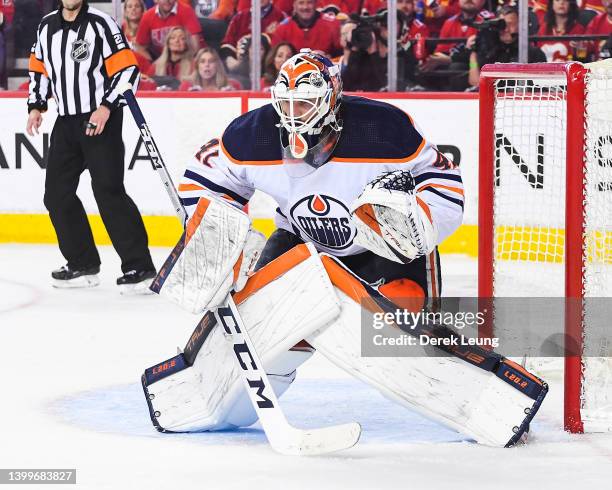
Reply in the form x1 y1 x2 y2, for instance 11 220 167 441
351 170 437 263
307 255 547 447
151 195 254 314
143 244 339 432
234 230 266 292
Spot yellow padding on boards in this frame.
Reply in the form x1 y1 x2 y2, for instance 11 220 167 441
0 214 283 247
0 214 477 255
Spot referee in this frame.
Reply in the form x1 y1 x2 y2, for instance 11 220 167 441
26 0 155 293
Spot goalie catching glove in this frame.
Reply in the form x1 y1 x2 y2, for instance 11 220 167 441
350 170 437 263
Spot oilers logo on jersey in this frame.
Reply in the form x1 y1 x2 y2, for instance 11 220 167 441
289 195 354 250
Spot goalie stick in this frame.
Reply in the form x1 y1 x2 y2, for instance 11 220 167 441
119 85 361 455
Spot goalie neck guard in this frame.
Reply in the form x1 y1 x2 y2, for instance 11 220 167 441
271 49 342 173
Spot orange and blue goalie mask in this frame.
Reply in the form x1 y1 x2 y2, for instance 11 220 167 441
271 50 342 167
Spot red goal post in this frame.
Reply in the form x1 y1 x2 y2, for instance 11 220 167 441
478 61 612 434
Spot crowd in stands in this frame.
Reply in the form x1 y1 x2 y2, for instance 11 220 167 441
1 0 611 92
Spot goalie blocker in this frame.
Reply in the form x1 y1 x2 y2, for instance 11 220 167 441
143 196 547 447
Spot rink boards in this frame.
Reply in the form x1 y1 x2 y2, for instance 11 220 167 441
0 92 478 254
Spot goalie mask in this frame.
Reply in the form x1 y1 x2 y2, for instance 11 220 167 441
271 50 342 173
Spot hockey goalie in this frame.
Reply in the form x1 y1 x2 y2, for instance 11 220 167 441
141 50 548 449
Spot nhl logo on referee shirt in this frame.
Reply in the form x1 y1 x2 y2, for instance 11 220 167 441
71 40 91 62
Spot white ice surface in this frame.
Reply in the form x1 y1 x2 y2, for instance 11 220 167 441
1 244 611 489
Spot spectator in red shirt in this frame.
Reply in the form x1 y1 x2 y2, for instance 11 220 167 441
221 0 286 70
586 0 612 57
0 0 13 24
433 0 494 55
147 25 196 81
398 0 430 63
538 0 585 61
135 0 205 61
271 0 342 57
420 0 492 85
530 0 547 27
238 0 295 17
261 41 296 88
179 47 241 90
422 0 460 37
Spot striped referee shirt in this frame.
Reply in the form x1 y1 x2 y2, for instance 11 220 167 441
28 3 139 116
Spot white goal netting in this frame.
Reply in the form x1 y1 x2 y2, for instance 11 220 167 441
489 60 612 432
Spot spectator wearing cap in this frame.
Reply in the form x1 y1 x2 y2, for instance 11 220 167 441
220 0 285 70
434 0 494 54
271 0 342 57
135 0 205 61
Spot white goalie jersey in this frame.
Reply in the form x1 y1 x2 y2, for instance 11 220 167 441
177 96 464 257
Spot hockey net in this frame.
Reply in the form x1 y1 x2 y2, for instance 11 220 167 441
479 61 612 433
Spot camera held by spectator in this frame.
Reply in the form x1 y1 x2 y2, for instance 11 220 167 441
343 10 419 92
470 7 546 65
226 33 271 89
342 13 388 92
448 16 506 67
466 6 546 89
348 12 385 53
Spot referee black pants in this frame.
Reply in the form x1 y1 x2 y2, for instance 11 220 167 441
44 108 154 273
